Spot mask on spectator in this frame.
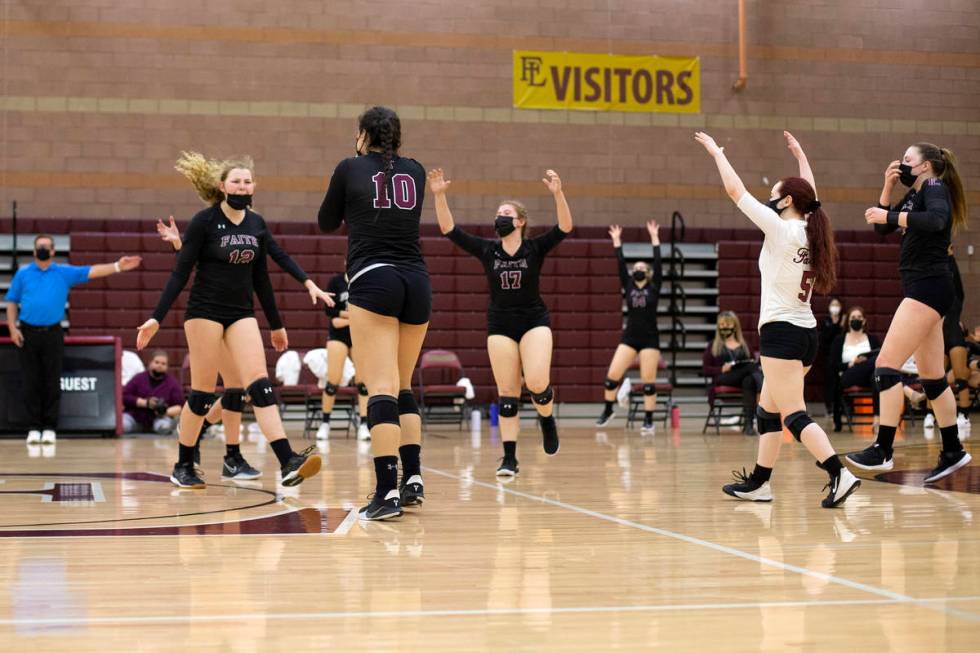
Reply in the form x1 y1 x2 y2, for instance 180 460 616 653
35 247 51 261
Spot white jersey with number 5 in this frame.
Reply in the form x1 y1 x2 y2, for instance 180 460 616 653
736 192 816 330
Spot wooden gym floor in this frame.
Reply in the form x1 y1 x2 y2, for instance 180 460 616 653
0 418 977 652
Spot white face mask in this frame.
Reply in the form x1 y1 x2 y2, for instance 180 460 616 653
829 305 841 317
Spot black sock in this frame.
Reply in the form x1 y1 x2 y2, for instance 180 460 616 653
749 464 772 485
270 438 294 466
226 443 241 459
875 425 897 455
503 440 517 461
821 455 843 479
604 401 614 413
644 410 653 422
940 425 964 453
178 443 196 466
194 421 209 447
374 455 399 497
322 410 331 423
399 444 421 479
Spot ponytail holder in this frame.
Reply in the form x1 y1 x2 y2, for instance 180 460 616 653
808 200 821 212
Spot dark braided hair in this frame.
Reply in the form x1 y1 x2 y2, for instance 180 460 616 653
358 106 401 214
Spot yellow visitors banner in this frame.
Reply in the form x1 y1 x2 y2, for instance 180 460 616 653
513 50 700 114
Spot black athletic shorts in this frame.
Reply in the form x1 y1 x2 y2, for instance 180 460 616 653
621 327 660 352
902 274 955 317
759 321 818 366
943 301 966 353
487 307 551 342
184 312 254 329
348 264 432 325
328 327 353 349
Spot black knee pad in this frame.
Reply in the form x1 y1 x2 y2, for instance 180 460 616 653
499 396 519 418
530 385 554 405
398 389 420 416
951 378 969 394
247 377 277 407
187 390 216 416
367 395 399 428
921 378 949 401
357 382 369 397
324 382 338 396
604 377 621 391
220 388 245 412
874 367 902 392
643 383 656 396
755 407 782 434
784 410 813 442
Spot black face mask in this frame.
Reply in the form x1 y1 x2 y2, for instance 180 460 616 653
226 193 252 210
35 247 52 261
849 319 865 331
719 328 734 338
149 369 166 380
898 163 920 188
494 216 517 237
766 197 787 215
632 270 647 282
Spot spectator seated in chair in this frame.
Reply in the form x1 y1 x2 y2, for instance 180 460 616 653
122 349 184 434
830 306 881 432
702 311 763 435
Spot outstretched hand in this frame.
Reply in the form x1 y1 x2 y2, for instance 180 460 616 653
542 169 562 195
156 216 180 249
608 224 622 245
694 132 724 157
647 220 660 245
136 319 159 351
118 256 142 271
427 168 451 195
783 131 804 160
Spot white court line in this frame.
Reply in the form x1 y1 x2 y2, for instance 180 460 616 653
333 507 358 536
423 466 980 623
2 596 979 628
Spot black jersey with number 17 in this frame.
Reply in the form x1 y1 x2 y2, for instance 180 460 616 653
447 225 568 313
317 153 427 279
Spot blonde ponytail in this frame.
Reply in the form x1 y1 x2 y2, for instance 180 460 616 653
174 151 255 205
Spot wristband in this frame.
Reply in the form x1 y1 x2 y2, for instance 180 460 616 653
886 211 899 226
114 261 121 273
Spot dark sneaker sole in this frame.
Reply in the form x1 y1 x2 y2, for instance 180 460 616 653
844 454 893 472
282 454 322 487
358 507 403 521
169 475 206 490
924 452 972 483
400 491 425 507
823 479 861 508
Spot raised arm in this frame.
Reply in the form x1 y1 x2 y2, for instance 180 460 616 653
648 220 663 286
543 170 572 233
609 225 630 290
427 168 456 235
866 180 950 232
784 131 815 195
694 132 747 202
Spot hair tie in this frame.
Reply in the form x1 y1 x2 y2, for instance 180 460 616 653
808 200 821 212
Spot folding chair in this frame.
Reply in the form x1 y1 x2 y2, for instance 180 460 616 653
416 350 468 429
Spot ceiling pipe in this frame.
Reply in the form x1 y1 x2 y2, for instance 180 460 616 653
733 0 748 91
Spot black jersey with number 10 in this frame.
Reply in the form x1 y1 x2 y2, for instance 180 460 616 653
317 153 427 279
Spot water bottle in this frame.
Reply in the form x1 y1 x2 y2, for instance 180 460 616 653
671 404 681 428
470 408 481 430
489 402 499 426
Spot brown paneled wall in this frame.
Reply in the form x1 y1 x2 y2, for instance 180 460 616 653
1 0 978 326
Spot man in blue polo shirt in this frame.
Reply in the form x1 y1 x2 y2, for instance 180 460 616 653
5 234 141 444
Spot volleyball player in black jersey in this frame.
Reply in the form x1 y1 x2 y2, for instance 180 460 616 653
317 270 370 442
319 106 429 521
848 143 971 481
137 153 324 489
596 221 663 434
942 248 972 432
156 213 330 478
428 167 573 477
